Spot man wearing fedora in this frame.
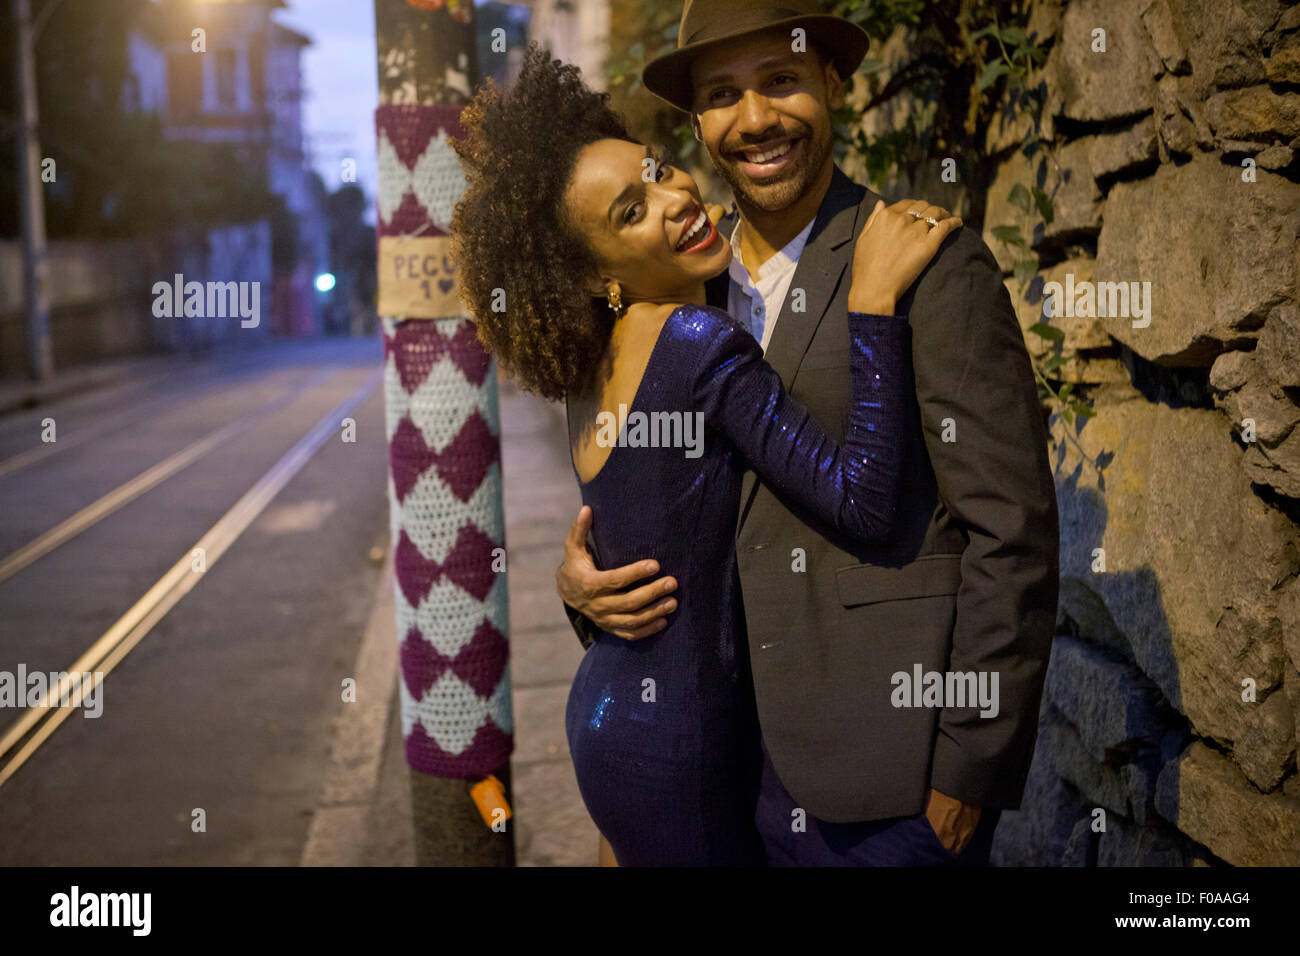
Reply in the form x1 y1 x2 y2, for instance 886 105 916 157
556 0 1059 866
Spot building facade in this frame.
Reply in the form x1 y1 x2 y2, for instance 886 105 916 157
130 0 328 337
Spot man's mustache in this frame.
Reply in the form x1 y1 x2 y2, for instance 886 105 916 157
719 126 807 156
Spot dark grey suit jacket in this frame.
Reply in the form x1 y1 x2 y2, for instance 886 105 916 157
566 165 1059 823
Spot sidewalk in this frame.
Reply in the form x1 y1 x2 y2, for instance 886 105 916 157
0 353 182 416
495 376 597 866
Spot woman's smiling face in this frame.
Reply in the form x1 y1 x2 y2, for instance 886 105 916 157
563 138 732 304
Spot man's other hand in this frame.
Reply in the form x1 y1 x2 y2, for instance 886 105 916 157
924 787 982 857
555 506 677 640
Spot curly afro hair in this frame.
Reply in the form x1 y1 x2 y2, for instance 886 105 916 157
451 45 632 401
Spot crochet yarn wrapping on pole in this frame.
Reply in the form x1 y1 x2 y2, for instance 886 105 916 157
377 103 512 777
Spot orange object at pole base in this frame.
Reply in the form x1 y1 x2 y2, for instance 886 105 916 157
468 774 512 829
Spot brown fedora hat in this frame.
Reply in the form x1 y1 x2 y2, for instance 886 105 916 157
642 0 870 113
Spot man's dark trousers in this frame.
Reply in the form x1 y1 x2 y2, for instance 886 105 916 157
754 738 1001 866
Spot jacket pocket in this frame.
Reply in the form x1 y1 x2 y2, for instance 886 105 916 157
835 553 963 608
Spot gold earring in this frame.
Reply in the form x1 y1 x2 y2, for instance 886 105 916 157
605 288 622 314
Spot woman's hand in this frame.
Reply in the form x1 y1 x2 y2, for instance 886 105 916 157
848 199 963 315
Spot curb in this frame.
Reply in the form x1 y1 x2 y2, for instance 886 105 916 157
300 548 400 866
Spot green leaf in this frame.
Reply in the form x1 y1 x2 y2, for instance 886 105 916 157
1028 321 1065 341
991 224 1026 247
978 60 1010 91
1031 187 1054 225
1000 26 1027 47
1042 354 1066 372
1013 257 1038 285
1007 183 1031 214
1072 402 1096 419
1059 382 1074 402
1061 407 1075 426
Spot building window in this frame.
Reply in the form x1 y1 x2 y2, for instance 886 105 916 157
122 74 141 112
215 49 238 109
168 52 202 123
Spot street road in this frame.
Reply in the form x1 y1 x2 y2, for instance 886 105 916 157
0 338 391 864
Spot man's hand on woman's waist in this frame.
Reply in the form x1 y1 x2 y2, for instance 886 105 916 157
556 505 678 641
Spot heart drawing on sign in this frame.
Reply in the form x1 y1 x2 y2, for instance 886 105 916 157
438 279 454 294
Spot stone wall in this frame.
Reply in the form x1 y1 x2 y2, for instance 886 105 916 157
849 0 1300 866
976 0 1300 866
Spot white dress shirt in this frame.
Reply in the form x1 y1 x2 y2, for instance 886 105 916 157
725 215 817 354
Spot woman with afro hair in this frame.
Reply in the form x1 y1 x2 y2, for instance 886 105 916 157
451 45 960 866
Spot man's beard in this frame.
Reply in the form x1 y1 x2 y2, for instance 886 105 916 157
709 123 833 213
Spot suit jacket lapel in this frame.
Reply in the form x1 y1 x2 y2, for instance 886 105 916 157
736 166 868 527
762 167 866 385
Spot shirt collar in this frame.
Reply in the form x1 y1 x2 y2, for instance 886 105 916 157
727 214 817 290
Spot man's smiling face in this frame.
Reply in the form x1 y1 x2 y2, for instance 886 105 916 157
690 29 845 213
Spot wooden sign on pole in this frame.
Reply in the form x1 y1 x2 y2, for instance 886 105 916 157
377 235 462 318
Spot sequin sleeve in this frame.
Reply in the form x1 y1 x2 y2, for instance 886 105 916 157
691 307 910 543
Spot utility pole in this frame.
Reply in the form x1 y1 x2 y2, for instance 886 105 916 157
12 0 53 382
373 0 514 866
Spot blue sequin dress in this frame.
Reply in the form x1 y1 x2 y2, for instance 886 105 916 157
564 303 909 866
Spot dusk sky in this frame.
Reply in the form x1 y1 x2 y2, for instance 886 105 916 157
276 0 380 216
